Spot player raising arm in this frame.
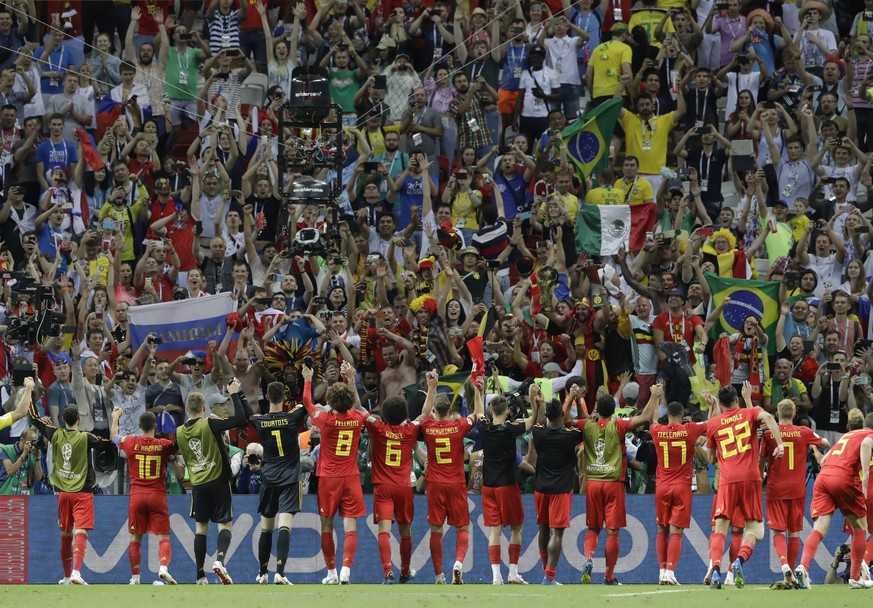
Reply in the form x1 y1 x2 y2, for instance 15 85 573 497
364 370 440 584
420 372 484 584
175 379 252 585
250 381 309 585
705 382 783 590
302 360 368 585
794 409 873 590
479 381 541 585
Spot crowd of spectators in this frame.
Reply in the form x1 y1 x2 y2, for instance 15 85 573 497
0 0 872 497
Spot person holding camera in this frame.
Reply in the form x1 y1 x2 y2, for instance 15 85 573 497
674 124 732 215
706 0 746 69
0 427 44 495
235 441 263 494
69 341 112 438
810 351 850 444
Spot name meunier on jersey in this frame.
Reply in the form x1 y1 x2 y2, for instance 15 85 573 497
251 406 308 487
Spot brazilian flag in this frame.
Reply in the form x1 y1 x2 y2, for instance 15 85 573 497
562 98 624 180
705 272 781 354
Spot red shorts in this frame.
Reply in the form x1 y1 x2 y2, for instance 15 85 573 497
482 485 524 527
318 475 366 519
586 480 626 530
766 497 805 532
712 481 762 523
534 491 572 529
58 492 94 533
810 474 867 521
426 481 469 527
129 492 170 535
709 491 746 528
655 483 692 529
497 89 519 115
373 484 414 525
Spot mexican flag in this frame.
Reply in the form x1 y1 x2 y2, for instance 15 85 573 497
575 203 657 255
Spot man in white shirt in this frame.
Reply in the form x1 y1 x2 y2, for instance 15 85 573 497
541 16 586 119
796 222 846 297
514 45 560 157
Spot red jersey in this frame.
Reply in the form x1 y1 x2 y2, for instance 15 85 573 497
146 197 180 241
763 424 824 500
421 415 474 484
706 406 764 484
365 417 420 487
117 435 176 493
651 421 706 486
820 429 873 482
302 380 366 477
652 311 705 364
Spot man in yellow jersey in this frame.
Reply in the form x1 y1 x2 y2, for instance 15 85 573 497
585 168 625 205
613 157 656 205
586 23 633 107
617 74 686 193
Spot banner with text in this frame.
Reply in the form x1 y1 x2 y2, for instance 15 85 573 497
126 293 236 361
21 494 847 585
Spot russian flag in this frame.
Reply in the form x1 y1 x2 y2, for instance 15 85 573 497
126 293 237 361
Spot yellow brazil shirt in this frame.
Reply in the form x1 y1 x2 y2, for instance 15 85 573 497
585 185 625 205
629 9 675 48
589 40 633 98
557 192 579 218
98 193 147 261
613 177 655 205
452 190 481 230
0 412 11 431
619 110 676 174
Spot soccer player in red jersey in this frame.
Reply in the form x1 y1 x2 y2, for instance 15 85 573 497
649 392 707 585
364 371 440 584
111 408 178 585
574 388 658 585
420 372 484 584
704 382 784 590
302 361 368 585
479 382 540 585
794 409 873 590
762 399 829 585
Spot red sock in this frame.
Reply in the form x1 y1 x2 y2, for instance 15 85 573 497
455 529 469 563
605 533 619 579
60 535 73 577
729 531 743 563
342 531 357 567
400 535 412 575
787 536 800 569
738 539 755 562
508 543 521 566
539 549 548 568
430 531 443 575
545 566 556 581
852 529 866 581
159 537 171 567
321 532 336 569
709 532 726 568
72 532 88 572
584 529 599 558
488 544 501 565
667 533 683 570
129 540 142 574
378 532 392 575
800 530 823 569
656 530 668 569
773 532 788 566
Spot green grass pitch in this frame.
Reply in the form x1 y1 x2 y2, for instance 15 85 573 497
1 584 864 608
